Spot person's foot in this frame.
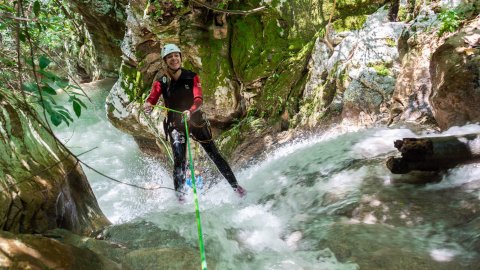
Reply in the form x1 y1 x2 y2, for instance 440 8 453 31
233 185 246 198
176 191 186 203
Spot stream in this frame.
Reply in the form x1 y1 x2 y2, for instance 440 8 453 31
53 80 480 269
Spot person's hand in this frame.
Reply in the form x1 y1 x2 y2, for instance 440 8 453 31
182 110 191 122
143 102 153 114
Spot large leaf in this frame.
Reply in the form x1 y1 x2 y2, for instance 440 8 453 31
22 82 38 93
38 69 57 80
57 109 74 122
41 85 57 95
56 79 69 88
50 112 62 126
19 32 26 42
46 80 61 91
0 4 16 12
73 100 82 117
72 96 87 108
33 1 40 17
39 55 51 69
46 95 57 105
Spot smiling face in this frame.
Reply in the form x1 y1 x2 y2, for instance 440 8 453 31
164 52 182 71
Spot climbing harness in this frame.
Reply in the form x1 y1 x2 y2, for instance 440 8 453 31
152 104 208 270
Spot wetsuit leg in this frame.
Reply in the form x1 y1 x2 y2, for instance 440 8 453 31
190 119 239 189
169 128 187 191
200 141 239 188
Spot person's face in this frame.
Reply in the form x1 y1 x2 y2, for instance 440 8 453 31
164 52 181 70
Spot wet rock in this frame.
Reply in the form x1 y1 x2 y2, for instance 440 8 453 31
0 230 122 270
0 89 110 235
430 18 480 129
99 221 192 250
389 8 441 127
68 0 127 74
124 248 216 270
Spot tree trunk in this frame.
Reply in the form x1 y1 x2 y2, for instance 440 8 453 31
386 134 480 174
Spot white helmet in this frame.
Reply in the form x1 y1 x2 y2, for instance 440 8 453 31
161 43 182 59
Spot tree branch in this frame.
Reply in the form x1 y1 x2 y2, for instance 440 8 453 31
190 0 266 15
0 12 38 22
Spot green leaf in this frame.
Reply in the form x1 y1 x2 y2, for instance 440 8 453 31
73 100 81 117
39 55 51 69
0 4 16 13
37 69 56 80
46 95 57 105
41 85 57 95
42 99 53 113
36 22 42 33
22 82 38 93
33 1 40 17
25 57 34 67
73 96 87 108
19 32 26 42
57 109 74 122
50 112 62 126
69 84 82 90
56 79 69 88
46 80 61 91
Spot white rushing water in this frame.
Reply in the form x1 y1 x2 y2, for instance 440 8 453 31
53 80 480 269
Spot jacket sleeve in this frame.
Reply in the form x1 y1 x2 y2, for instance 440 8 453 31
189 74 203 113
146 81 162 105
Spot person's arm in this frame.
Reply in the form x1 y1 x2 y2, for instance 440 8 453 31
144 81 162 113
183 74 203 119
189 75 203 113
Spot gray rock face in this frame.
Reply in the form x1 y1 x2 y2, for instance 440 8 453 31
0 89 110 235
302 7 405 128
68 0 128 74
390 7 443 127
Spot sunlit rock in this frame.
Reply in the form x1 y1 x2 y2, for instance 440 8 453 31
0 230 120 269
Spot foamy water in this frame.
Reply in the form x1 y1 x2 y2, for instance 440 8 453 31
53 80 480 269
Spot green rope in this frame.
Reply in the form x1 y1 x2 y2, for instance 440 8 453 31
153 104 208 270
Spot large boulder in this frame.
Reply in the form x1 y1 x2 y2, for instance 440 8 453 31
389 2 479 130
0 89 110 234
430 18 480 129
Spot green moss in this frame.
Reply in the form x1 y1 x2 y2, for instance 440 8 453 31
231 13 289 84
256 40 314 117
397 6 408 21
119 63 146 102
198 38 232 98
332 15 368 32
367 63 392 77
385 38 396 47
217 125 242 159
335 0 384 17
217 115 268 158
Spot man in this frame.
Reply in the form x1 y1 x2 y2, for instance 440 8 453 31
143 43 246 201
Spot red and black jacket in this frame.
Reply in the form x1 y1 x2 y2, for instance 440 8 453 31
147 69 203 128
